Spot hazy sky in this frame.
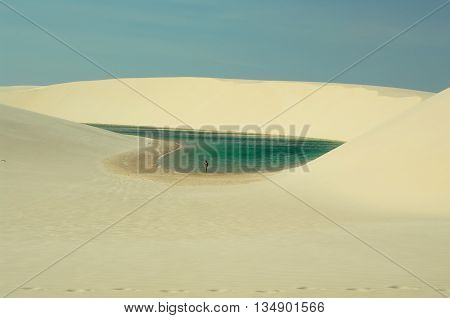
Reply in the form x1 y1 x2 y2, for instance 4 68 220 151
1 0 449 91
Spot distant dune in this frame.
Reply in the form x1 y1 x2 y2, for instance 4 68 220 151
0 86 40 91
0 77 432 141
1 79 449 298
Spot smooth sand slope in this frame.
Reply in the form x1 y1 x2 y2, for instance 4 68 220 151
0 77 432 140
278 88 450 215
272 88 450 295
1 80 449 298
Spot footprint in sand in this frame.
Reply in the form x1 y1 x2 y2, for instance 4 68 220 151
208 289 229 293
345 287 372 292
20 287 43 291
256 289 282 294
385 285 421 291
387 285 400 289
111 287 139 292
65 288 93 293
159 289 186 294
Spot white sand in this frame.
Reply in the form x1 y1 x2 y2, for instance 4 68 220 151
0 86 40 91
0 77 431 140
0 78 448 298
278 88 450 215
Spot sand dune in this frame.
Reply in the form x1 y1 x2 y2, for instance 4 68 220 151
0 86 40 91
0 77 432 140
269 88 450 297
1 79 449 298
276 88 450 215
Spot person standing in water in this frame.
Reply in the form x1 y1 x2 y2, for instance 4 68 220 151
204 160 209 173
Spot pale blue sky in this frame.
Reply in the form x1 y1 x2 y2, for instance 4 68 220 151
1 0 449 91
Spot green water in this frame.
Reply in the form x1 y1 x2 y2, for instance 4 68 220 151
90 124 343 173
